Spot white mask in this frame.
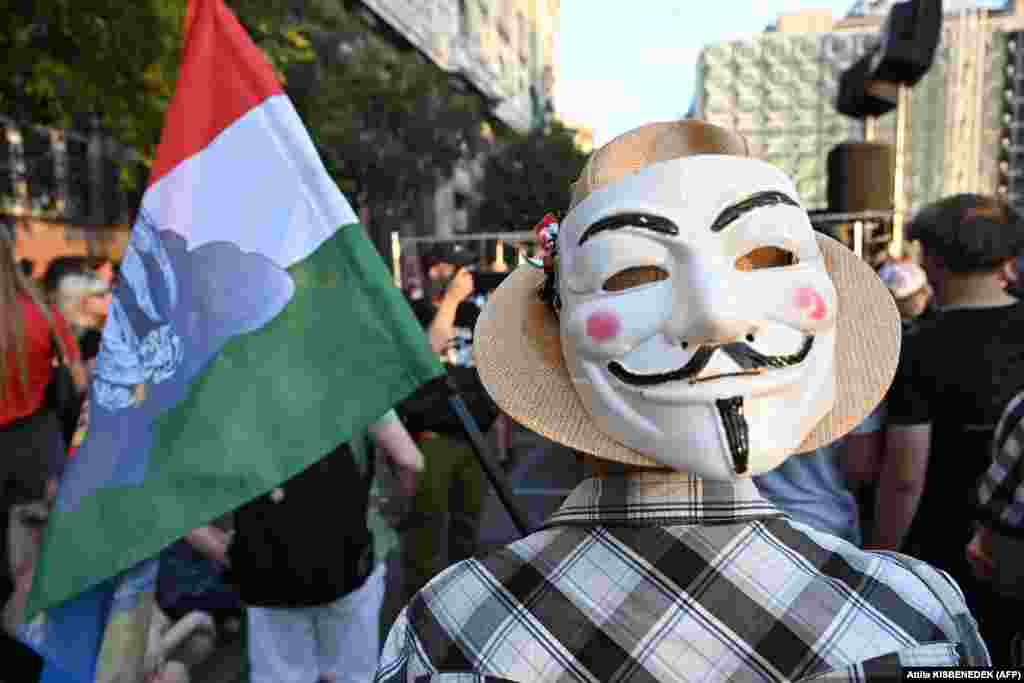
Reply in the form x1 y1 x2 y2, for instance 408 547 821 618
557 155 837 479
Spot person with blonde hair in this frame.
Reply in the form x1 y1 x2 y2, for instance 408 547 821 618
0 221 85 666
51 268 112 340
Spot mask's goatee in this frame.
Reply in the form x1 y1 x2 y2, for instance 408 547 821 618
716 397 749 474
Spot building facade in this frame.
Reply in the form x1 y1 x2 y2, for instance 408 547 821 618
692 1 1022 216
2 116 138 275
356 0 560 239
359 0 560 134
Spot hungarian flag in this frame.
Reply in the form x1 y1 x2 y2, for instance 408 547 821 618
25 0 442 677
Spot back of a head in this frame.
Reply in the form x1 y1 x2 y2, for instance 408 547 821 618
54 271 109 324
908 194 1024 273
43 255 91 297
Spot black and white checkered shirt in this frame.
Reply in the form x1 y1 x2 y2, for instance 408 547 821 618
376 472 963 682
975 392 1024 534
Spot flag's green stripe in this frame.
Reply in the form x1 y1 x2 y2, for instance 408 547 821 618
30 223 443 616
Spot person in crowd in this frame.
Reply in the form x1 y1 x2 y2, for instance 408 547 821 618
51 269 111 340
225 409 423 683
0 222 85 664
376 120 983 682
754 401 885 546
408 243 480 362
966 390 1024 666
877 259 932 334
869 194 1024 665
42 256 91 299
385 243 492 635
93 258 117 288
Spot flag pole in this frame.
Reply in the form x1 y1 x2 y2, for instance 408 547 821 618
443 376 532 538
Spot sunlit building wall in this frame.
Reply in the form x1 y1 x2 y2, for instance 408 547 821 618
692 2 1020 213
359 0 560 133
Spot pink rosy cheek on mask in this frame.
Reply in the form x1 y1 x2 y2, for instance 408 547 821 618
794 287 827 321
586 311 622 342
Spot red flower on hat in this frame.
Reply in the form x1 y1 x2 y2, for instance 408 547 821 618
530 213 560 270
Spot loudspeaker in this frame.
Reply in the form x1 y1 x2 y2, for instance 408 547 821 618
835 1 941 120
870 0 942 87
827 142 895 213
836 47 898 119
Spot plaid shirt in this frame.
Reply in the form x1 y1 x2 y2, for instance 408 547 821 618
975 391 1024 534
376 471 962 682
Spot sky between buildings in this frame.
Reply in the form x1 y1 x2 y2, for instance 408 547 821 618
555 0 1007 147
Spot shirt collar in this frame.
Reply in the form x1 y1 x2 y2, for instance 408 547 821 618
542 470 784 529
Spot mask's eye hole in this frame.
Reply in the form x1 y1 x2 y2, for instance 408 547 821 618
735 246 797 271
604 265 669 292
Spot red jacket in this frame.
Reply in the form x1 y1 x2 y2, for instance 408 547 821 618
1 294 80 427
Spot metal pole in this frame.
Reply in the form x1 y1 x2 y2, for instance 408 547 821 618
390 231 402 289
865 116 877 142
494 240 508 272
890 83 910 259
972 10 988 194
445 376 531 537
853 221 864 259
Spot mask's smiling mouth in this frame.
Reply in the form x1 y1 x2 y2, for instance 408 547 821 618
607 336 814 387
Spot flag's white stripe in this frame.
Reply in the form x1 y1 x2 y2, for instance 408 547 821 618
141 95 356 269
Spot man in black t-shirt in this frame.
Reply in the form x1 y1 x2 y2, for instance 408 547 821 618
225 412 423 682
870 194 1024 666
390 243 491 630
408 243 481 365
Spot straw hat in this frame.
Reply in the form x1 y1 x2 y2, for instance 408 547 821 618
475 120 901 468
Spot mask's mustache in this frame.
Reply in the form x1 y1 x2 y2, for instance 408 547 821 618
608 337 815 387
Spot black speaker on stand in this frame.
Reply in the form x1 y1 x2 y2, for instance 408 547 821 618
832 0 942 260
827 143 896 213
827 142 896 263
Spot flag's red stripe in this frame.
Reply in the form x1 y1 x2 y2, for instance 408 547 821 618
149 0 283 187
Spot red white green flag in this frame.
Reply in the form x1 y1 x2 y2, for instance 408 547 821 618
27 2 440 675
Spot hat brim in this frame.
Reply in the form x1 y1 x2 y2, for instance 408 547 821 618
474 233 900 468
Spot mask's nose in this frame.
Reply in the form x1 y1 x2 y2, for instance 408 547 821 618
665 257 754 345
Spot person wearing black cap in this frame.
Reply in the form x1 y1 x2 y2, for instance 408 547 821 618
386 242 492 636
409 243 479 362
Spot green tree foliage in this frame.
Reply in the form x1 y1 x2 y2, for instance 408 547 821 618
2 0 490 245
275 2 489 224
473 120 588 232
0 1 185 158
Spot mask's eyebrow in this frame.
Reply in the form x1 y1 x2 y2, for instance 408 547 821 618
711 191 801 233
578 213 679 246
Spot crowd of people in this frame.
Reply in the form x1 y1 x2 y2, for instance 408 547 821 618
1 231 103 672
4 119 1024 680
758 194 1024 668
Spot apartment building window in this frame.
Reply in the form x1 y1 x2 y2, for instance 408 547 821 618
23 127 56 215
0 126 13 208
497 0 511 42
518 11 528 60
458 0 467 34
65 137 90 222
